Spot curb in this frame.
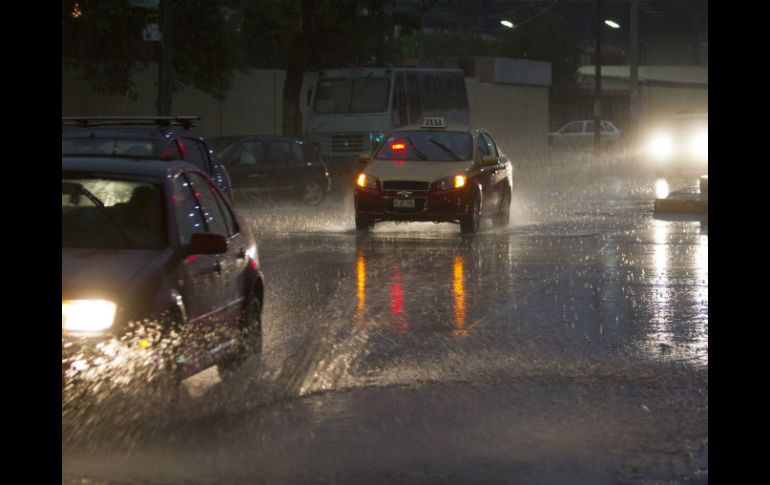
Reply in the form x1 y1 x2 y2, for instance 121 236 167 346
654 197 708 215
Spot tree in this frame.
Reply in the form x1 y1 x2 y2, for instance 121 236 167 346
275 0 400 137
495 13 583 101
400 30 497 60
62 0 244 101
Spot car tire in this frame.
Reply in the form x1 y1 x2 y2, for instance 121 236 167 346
301 181 325 206
493 191 511 228
460 192 481 234
355 216 375 232
220 293 262 375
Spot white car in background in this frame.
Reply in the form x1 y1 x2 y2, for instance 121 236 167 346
549 120 624 150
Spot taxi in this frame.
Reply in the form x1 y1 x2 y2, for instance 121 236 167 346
354 118 513 233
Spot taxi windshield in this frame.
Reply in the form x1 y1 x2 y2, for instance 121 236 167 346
375 130 472 161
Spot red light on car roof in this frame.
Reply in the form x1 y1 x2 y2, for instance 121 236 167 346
391 142 406 151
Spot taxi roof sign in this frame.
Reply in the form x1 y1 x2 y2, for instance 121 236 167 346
422 117 446 128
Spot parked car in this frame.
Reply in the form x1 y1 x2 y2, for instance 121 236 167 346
354 117 513 233
640 112 707 176
61 116 234 201
62 155 264 397
549 120 623 150
211 135 332 206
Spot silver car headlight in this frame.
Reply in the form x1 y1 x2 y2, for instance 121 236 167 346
62 299 117 334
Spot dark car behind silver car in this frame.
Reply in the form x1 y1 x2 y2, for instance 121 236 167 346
62 116 234 202
211 135 332 205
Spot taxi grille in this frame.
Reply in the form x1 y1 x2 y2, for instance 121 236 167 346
382 180 430 191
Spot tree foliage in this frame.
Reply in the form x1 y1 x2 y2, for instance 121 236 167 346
62 0 243 100
62 0 154 98
397 12 582 99
400 30 497 59
495 13 584 99
62 1 583 126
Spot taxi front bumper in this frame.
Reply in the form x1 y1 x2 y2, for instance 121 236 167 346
354 186 473 222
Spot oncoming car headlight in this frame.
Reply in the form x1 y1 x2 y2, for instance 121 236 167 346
356 173 378 190
647 134 674 160
62 299 117 334
690 130 708 159
436 175 467 191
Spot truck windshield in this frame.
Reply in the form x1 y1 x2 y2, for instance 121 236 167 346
313 78 390 114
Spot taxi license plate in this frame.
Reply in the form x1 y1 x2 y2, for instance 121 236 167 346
393 199 415 208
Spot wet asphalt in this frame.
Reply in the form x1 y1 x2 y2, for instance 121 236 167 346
63 154 708 484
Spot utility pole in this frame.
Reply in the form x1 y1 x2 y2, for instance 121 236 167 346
593 0 602 150
629 0 640 146
418 0 426 67
157 0 173 116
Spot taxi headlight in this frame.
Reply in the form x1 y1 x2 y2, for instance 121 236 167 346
62 299 117 333
648 134 674 160
356 173 378 190
436 175 466 191
690 130 708 159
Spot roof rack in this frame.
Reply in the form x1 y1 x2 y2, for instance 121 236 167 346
62 116 201 129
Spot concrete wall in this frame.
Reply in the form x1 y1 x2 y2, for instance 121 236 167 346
466 78 550 160
474 57 551 87
641 85 708 125
62 65 285 139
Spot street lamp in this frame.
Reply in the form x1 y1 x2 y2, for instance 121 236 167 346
500 20 515 28
593 8 621 150
594 0 602 150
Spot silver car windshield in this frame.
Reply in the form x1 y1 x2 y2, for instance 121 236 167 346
62 177 166 250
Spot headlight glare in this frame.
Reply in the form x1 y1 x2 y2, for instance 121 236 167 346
648 134 673 160
62 299 117 333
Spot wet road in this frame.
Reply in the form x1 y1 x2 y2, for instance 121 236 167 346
63 155 708 484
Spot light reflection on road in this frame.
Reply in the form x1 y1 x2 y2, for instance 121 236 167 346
389 261 409 334
453 254 467 337
641 219 708 365
356 249 366 329
655 178 670 199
